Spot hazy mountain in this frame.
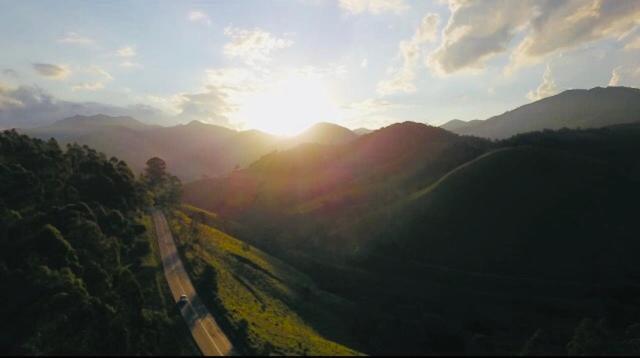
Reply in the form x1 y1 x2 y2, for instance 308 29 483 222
286 122 358 146
21 116 358 181
442 86 640 138
353 127 374 135
439 119 481 132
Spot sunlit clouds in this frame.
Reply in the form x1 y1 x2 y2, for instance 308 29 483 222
1 0 639 131
527 65 558 101
223 27 293 66
32 63 70 79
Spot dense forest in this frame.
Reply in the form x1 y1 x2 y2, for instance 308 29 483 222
0 130 188 354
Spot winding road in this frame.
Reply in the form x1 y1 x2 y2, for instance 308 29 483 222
152 210 234 356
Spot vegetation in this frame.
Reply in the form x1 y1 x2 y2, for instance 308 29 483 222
182 122 640 355
0 130 194 354
168 207 361 356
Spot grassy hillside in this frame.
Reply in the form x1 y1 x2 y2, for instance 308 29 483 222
167 207 361 356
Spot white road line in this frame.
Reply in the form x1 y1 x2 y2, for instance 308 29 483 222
174 276 224 356
154 211 226 356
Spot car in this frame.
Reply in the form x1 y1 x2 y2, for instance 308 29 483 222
179 294 189 305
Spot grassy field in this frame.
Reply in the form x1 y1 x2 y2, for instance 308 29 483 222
168 207 361 356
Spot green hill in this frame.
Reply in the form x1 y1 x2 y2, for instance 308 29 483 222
168 205 361 355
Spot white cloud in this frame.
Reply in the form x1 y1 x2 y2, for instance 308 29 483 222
427 0 640 75
608 65 640 86
72 82 105 91
32 63 71 79
527 64 558 101
188 10 212 25
90 66 113 81
58 32 95 46
116 46 136 58
624 35 640 50
339 0 409 15
509 0 640 71
378 13 440 95
120 61 142 69
223 27 293 66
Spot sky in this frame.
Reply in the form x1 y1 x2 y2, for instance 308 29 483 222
0 0 639 135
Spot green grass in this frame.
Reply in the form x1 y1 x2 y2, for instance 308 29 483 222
168 209 362 356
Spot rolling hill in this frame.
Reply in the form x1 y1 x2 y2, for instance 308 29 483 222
21 116 359 181
440 86 640 138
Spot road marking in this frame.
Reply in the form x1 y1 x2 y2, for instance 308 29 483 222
153 211 229 356
174 276 224 356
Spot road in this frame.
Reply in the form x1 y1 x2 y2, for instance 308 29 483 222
152 210 235 356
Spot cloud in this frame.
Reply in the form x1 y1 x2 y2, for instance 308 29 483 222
427 0 532 75
188 10 212 25
58 32 95 46
72 82 105 92
90 66 114 81
0 84 172 128
624 35 640 50
120 61 142 69
223 27 293 65
527 64 558 101
175 86 234 126
2 69 19 78
378 13 440 95
608 65 640 86
427 0 640 75
339 0 409 14
509 0 640 71
32 63 71 79
342 98 393 114
116 46 136 58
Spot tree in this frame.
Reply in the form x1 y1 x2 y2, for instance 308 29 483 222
144 157 167 188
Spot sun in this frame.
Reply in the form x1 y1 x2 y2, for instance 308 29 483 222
235 73 343 136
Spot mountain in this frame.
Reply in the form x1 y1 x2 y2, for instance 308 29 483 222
353 127 374 135
286 122 358 146
182 122 640 354
443 86 640 138
21 116 359 181
439 119 481 132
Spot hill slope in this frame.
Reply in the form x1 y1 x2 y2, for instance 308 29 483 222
169 206 361 355
442 86 640 138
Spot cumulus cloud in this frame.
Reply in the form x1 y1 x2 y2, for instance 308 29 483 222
58 32 95 46
223 27 293 65
188 10 212 25
339 0 409 15
32 63 70 79
427 0 640 75
175 86 234 126
427 0 532 75
116 46 136 58
527 64 558 101
509 0 640 71
378 13 440 95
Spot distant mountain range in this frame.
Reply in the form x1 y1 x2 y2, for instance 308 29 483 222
21 116 362 181
440 86 640 138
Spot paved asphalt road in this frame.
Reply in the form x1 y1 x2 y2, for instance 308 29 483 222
152 210 235 356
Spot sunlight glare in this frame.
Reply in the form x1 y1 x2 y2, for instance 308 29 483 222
236 73 343 136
